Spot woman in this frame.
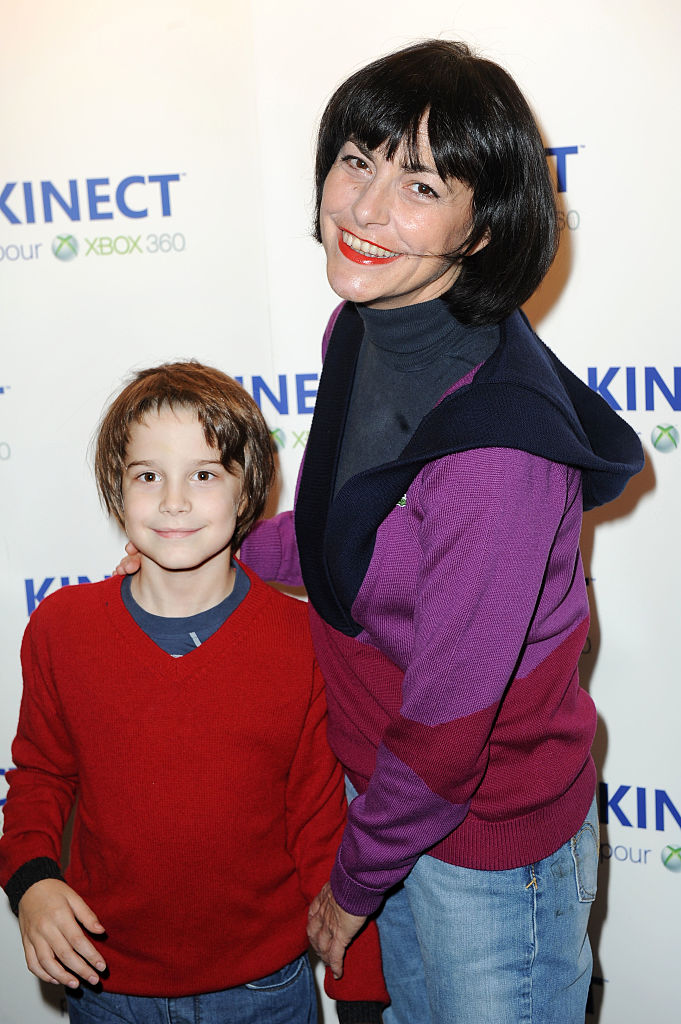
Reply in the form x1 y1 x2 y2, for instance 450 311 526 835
126 39 643 1023
244 39 644 1022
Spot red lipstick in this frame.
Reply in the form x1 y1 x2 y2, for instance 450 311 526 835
338 230 400 266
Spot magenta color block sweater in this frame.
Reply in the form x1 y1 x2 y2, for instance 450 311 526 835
241 302 642 916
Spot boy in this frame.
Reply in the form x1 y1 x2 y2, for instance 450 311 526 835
0 362 387 1024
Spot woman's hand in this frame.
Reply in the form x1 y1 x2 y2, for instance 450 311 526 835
18 879 106 988
307 882 367 980
113 541 141 576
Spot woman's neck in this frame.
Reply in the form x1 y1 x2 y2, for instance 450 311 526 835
356 297 464 368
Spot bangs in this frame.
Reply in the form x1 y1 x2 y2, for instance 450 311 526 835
330 87 479 188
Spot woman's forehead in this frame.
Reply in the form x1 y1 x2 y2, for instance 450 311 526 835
347 128 448 181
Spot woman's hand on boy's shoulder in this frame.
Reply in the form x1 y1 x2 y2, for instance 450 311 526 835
18 879 106 988
113 540 141 576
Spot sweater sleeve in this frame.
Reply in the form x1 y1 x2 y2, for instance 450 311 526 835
0 614 79 898
331 448 578 914
285 659 388 1007
240 511 303 587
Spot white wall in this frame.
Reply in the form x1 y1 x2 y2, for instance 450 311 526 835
1 1 679 1020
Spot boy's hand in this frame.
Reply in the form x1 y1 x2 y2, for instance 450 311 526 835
113 541 141 576
18 879 106 988
307 882 366 980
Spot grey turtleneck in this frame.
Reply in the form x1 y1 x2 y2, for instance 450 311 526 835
334 298 499 495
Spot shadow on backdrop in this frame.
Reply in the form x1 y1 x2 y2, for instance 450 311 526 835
579 451 655 1019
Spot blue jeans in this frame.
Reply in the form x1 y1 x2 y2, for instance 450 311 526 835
65 954 317 1024
346 780 598 1024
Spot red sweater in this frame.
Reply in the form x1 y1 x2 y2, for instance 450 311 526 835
0 570 387 1003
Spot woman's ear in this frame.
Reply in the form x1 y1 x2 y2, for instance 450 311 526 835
469 227 491 255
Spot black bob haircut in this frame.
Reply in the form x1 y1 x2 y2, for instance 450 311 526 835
314 40 558 326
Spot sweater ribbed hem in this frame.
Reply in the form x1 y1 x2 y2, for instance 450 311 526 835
427 759 597 870
5 857 64 915
335 760 596 913
345 761 596 873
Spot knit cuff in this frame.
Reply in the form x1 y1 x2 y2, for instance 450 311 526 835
330 853 386 917
336 1000 384 1024
5 857 64 915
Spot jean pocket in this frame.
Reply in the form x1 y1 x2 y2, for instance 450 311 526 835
245 953 307 991
65 988 133 1024
571 799 599 902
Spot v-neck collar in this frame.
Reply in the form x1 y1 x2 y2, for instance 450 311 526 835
99 562 264 684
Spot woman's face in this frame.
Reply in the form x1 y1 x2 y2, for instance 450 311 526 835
320 123 478 309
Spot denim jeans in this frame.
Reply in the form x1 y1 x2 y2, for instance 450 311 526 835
65 953 317 1024
346 780 598 1024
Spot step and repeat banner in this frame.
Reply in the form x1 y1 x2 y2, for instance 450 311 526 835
1 1 679 1020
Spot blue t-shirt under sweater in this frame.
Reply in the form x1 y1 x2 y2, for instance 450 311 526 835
120 564 250 656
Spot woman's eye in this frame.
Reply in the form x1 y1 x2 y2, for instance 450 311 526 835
342 155 370 172
409 181 439 198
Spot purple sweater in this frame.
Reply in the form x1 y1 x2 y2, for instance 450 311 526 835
242 451 594 916
240 304 629 916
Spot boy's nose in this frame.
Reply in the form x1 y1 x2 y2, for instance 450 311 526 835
159 484 190 514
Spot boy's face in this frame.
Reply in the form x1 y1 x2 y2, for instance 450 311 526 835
122 406 243 576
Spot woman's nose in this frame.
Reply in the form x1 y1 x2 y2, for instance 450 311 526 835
352 176 391 227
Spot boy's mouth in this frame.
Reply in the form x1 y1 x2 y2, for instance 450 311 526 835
153 528 200 538
339 229 400 265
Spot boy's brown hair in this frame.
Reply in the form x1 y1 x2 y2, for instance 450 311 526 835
95 361 275 551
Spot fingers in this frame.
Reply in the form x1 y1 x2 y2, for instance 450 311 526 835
114 556 141 576
113 542 141 576
306 908 323 951
18 882 106 988
308 892 321 916
307 916 346 979
308 885 367 980
23 936 60 985
307 901 346 980
67 891 106 936
22 925 104 988
327 938 346 980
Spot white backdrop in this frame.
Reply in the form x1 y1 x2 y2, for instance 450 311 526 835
1 1 680 1020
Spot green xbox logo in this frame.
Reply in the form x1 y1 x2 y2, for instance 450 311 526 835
661 845 681 872
52 234 78 261
651 424 679 453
